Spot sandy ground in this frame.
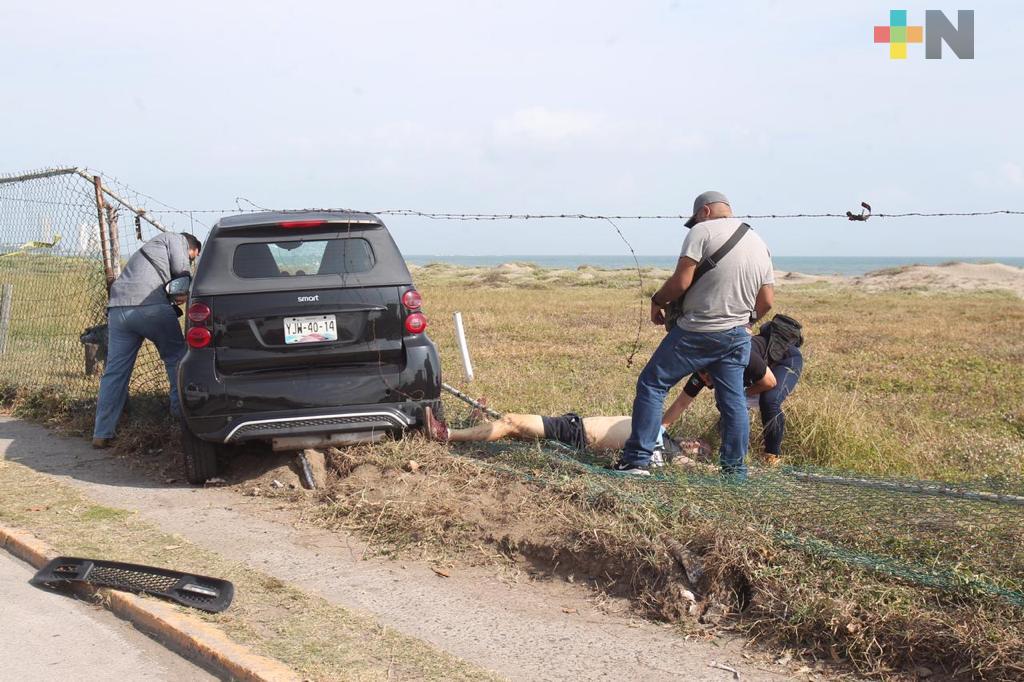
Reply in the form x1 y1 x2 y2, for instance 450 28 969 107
774 262 1024 297
758 263 1022 296
851 262 1024 297
0 417 812 682
414 261 1024 297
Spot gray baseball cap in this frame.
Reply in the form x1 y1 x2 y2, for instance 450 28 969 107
684 190 730 228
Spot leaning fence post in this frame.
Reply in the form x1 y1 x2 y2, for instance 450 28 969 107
0 284 13 355
106 203 122 279
93 175 114 288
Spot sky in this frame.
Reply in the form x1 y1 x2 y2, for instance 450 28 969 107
1 1 1022 256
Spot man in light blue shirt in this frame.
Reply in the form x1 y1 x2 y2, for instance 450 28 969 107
92 231 201 447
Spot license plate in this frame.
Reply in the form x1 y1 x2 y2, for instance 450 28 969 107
284 315 338 344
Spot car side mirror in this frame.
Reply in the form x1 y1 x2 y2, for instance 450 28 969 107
165 275 191 296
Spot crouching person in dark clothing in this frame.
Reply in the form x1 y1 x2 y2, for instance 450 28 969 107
662 315 804 466
757 342 802 464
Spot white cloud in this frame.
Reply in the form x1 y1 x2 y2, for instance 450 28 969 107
493 107 604 142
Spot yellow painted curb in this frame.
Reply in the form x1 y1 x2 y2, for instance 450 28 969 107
0 523 301 682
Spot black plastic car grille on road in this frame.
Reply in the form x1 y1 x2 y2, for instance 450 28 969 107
32 556 234 613
89 565 179 593
227 413 407 441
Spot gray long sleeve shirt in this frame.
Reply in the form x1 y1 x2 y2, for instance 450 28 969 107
107 232 191 308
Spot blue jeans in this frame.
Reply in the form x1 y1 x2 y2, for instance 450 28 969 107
759 346 803 455
621 325 751 475
93 304 187 439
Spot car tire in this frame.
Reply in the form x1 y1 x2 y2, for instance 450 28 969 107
181 417 220 484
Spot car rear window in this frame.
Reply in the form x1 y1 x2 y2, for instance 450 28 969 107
233 239 375 278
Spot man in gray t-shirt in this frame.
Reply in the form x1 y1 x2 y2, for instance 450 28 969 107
92 232 201 448
612 191 774 477
677 218 774 332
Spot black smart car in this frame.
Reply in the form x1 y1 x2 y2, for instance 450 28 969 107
176 211 442 483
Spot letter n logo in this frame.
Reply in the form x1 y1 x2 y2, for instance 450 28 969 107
925 10 975 59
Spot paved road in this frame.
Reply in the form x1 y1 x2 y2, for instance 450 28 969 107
0 550 216 681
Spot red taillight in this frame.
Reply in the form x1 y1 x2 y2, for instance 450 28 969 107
187 327 212 348
279 220 327 229
404 313 427 335
401 289 422 310
187 302 211 324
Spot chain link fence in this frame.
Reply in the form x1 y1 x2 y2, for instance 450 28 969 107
2 166 1022 638
0 168 173 402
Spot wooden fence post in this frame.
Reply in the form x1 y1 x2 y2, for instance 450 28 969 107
106 203 122 279
0 284 13 355
93 175 114 288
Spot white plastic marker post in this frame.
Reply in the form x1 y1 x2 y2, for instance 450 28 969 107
453 311 474 382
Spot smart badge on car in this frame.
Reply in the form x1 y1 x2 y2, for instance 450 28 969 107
284 315 338 344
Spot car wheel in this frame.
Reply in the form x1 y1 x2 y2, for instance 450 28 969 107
181 417 220 484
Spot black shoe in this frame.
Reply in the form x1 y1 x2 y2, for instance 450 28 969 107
608 460 652 476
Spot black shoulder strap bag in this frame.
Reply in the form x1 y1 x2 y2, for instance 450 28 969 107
664 222 751 331
762 313 804 365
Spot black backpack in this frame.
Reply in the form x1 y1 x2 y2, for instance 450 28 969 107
761 313 804 365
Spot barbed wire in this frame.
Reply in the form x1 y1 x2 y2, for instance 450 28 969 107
88 169 211 232
21 173 1022 222
603 217 644 368
130 207 1024 220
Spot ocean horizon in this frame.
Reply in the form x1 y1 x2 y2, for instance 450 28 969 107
406 255 1024 277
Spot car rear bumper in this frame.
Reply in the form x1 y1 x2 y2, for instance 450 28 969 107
184 400 439 444
177 334 442 444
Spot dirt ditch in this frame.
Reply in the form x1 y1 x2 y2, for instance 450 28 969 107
264 443 770 630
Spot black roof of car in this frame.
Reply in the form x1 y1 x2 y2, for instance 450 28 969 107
192 210 413 296
213 210 384 233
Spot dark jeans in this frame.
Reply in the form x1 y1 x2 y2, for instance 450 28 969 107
93 304 187 439
759 346 803 455
621 325 751 475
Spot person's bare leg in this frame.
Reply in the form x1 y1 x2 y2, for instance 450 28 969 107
447 414 545 443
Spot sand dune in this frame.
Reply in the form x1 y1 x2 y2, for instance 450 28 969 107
414 261 1024 297
852 262 1024 297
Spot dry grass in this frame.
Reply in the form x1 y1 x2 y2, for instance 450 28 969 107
0 456 495 682
415 267 1024 480
4 266 1024 679
294 436 1024 680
